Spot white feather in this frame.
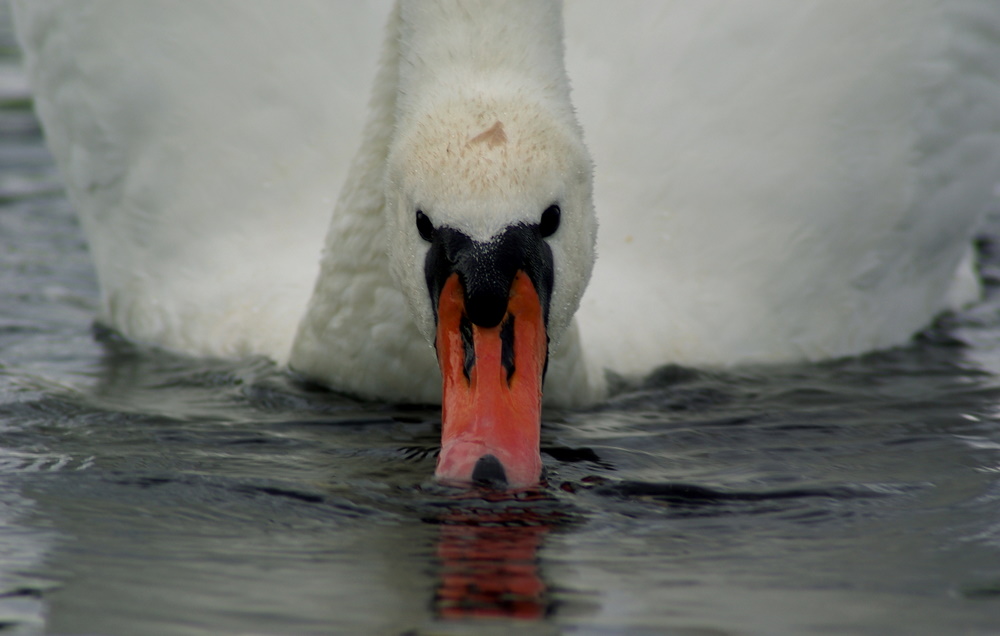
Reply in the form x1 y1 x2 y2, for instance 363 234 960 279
12 0 1000 406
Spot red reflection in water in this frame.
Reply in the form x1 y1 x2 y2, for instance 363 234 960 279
434 503 560 620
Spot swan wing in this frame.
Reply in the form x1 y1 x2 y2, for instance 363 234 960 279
13 0 391 360
565 0 1000 381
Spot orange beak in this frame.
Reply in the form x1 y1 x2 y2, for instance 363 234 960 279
434 271 546 488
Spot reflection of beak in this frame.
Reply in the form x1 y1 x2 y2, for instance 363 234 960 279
434 272 546 487
434 506 552 619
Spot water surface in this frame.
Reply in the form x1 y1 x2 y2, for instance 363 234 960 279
2 11 1000 635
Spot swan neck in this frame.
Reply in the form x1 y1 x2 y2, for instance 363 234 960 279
395 0 571 125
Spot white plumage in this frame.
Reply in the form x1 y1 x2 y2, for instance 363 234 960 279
13 1 1000 407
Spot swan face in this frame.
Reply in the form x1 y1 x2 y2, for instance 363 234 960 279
385 97 595 487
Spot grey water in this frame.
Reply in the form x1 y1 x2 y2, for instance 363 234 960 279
3 13 1000 636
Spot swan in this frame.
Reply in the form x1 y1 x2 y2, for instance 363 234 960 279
13 1 1000 486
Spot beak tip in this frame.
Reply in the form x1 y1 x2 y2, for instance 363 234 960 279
471 454 508 488
435 442 542 489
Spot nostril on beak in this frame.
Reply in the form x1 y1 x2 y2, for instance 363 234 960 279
471 454 508 488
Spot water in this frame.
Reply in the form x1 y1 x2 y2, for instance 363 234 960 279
3 13 1000 636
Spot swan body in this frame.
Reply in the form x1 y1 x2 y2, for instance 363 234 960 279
13 2 389 362
13 1 1000 482
567 1 1000 379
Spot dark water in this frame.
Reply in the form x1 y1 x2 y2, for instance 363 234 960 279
4 15 1000 636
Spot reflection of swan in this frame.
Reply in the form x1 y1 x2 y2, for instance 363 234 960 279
13 1 1000 485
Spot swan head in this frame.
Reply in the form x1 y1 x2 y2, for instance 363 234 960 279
385 95 595 487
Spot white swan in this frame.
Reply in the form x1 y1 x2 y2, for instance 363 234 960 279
13 1 1000 486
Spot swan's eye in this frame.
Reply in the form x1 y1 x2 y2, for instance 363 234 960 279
539 204 561 238
416 210 435 242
